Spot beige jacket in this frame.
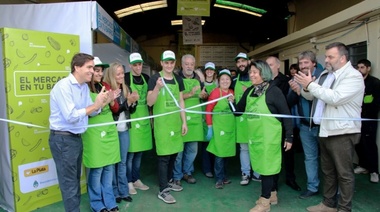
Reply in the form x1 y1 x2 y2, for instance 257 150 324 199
301 61 364 137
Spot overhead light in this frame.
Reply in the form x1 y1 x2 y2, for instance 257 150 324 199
214 3 262 17
171 20 206 26
115 0 168 18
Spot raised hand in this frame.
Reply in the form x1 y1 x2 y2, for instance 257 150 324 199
113 89 121 100
128 91 140 104
289 80 301 95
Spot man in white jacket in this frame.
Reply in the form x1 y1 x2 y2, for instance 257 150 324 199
294 42 364 212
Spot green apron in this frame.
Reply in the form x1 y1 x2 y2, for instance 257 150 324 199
205 82 217 94
207 89 236 157
129 74 153 152
153 73 184 155
234 75 252 143
203 82 218 141
82 91 121 168
246 87 282 175
182 78 204 142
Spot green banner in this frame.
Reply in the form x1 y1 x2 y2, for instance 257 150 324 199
177 0 210 16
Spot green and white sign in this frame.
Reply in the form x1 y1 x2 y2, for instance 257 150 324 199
177 0 210 16
0 27 83 212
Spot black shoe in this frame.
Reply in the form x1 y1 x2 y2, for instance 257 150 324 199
299 190 319 199
100 208 108 212
116 197 122 203
286 180 301 191
110 206 119 212
122 196 133 202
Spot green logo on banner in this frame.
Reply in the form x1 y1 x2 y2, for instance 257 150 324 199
177 0 210 16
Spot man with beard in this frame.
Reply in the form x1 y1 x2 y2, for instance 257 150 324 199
266 56 301 192
288 51 322 199
294 42 364 212
354 59 380 183
231 52 261 186
173 54 208 185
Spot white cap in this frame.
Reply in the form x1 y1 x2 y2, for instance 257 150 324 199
234 52 249 61
129 53 143 64
218 69 231 77
93 57 109 68
205 62 215 70
161 50 176 61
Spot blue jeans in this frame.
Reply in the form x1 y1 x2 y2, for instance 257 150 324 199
127 152 143 183
214 157 228 182
113 130 130 198
173 142 198 180
88 165 117 212
240 143 251 176
49 133 82 212
299 124 320 192
240 143 260 178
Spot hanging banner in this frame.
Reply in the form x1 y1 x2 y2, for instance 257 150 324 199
177 0 210 16
182 16 203 45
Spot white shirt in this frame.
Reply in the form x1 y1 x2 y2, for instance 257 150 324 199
313 72 335 124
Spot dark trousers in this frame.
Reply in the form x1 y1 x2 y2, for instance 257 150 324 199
320 134 360 212
201 142 214 174
261 175 276 199
49 133 83 212
157 153 177 192
282 139 296 181
356 121 379 173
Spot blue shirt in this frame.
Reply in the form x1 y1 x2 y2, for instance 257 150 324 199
49 73 94 134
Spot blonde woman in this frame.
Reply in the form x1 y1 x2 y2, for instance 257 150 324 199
103 62 139 203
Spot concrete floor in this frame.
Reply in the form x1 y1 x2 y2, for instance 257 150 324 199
2 145 380 212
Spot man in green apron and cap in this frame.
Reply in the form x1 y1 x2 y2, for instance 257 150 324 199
173 54 208 185
232 52 261 185
147 50 188 204
124 52 152 194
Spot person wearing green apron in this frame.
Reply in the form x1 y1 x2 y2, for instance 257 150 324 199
201 62 218 178
124 53 152 194
231 60 293 212
147 50 188 204
205 69 236 189
103 62 139 204
232 52 261 185
173 54 208 185
82 58 120 212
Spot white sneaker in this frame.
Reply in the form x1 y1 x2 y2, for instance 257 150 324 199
128 182 137 195
370 172 379 183
240 173 250 185
158 190 176 204
133 179 150 190
354 166 368 174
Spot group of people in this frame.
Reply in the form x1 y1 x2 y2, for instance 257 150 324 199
48 41 379 212
49 53 152 212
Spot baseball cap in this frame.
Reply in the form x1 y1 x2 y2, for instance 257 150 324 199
161 50 176 61
129 53 143 64
218 69 231 77
205 62 215 70
234 52 249 61
93 57 109 68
